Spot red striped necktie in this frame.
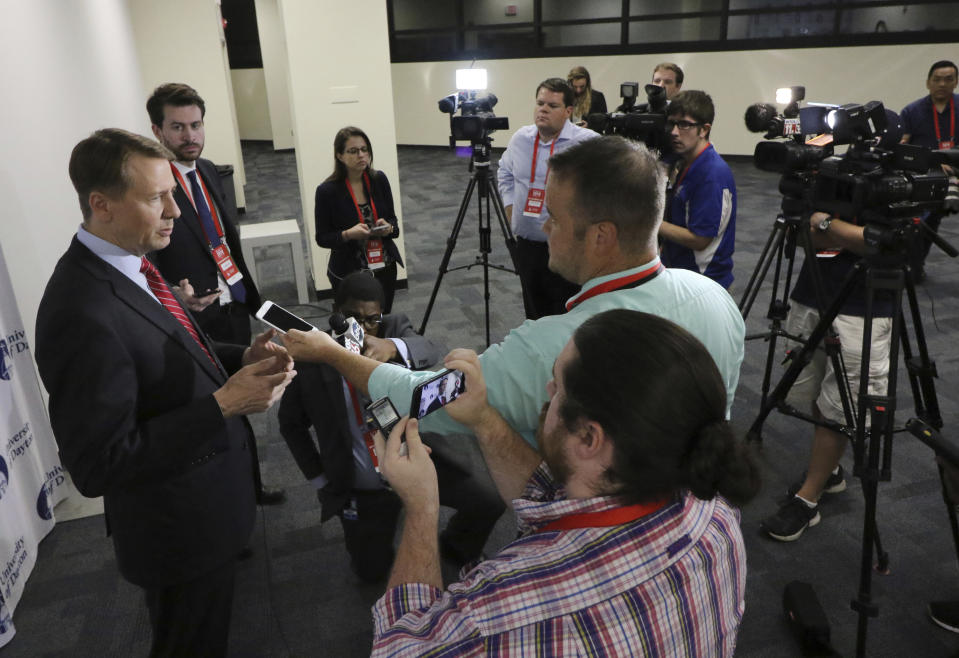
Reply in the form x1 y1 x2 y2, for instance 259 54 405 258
139 257 217 366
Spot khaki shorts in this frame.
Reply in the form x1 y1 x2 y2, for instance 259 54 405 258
783 302 893 426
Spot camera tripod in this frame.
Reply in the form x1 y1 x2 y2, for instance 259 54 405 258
419 137 519 346
745 212 959 657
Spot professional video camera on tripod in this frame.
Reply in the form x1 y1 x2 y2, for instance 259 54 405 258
584 82 671 153
421 68 517 346
740 85 959 657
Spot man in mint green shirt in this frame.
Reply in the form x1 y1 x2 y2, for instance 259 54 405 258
284 136 744 447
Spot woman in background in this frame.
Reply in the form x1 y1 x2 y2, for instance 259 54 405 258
315 126 402 312
568 66 607 126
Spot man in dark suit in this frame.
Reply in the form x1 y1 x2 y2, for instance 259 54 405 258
147 82 284 504
35 129 295 657
279 273 504 580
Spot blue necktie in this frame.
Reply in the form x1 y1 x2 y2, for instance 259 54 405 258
186 170 246 303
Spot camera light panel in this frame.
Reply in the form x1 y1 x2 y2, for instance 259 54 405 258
456 68 488 91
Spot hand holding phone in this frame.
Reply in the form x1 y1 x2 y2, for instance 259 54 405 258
370 222 392 235
255 301 317 334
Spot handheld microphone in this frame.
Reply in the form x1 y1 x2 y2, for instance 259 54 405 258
329 313 365 355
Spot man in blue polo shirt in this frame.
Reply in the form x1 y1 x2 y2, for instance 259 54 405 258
900 60 959 281
659 90 737 290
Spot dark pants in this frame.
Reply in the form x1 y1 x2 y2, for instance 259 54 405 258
330 261 399 314
514 238 580 320
144 559 236 658
336 488 403 583
425 433 507 565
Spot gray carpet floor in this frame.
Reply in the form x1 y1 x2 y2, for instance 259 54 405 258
5 140 959 657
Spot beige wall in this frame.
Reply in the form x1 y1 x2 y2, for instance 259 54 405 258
232 68 274 141
127 0 247 207
278 0 406 290
255 0 295 150
391 43 951 156
0 1 147 345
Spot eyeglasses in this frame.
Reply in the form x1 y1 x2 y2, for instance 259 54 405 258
665 119 702 131
343 312 383 328
345 146 369 155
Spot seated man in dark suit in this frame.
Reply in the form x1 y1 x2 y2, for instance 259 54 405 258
279 273 504 581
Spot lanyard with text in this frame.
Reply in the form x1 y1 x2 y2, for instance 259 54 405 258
523 133 557 217
675 143 710 189
535 499 668 533
346 381 381 474
933 96 956 150
345 172 386 270
170 165 243 288
566 262 664 311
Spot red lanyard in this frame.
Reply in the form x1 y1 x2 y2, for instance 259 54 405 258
170 165 225 243
346 381 380 472
345 172 380 224
932 96 955 146
675 143 710 188
535 499 668 533
529 133 558 185
566 262 664 311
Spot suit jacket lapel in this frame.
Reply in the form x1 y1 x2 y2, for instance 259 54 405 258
172 182 211 253
69 239 226 384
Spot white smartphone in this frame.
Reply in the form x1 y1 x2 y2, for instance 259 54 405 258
255 301 317 334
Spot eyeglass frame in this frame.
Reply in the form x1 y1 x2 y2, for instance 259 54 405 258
340 311 384 328
665 119 704 132
344 146 370 155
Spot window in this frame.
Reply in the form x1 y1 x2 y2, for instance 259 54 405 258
388 0 959 62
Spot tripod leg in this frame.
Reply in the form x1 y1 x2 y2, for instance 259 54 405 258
420 176 477 334
740 217 787 318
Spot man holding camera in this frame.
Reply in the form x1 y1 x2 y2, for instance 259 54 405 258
368 309 759 656
659 91 737 289
282 136 744 458
762 211 894 542
497 77 598 319
652 62 684 100
899 59 959 281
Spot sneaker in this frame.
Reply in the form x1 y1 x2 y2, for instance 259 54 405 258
929 601 959 633
786 465 846 499
763 496 821 542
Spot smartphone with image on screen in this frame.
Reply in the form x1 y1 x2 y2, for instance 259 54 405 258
409 369 466 420
254 301 317 334
366 396 401 435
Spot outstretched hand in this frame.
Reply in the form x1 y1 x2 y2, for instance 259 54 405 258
243 328 292 368
281 328 340 363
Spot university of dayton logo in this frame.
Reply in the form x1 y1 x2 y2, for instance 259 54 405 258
36 465 64 521
0 337 10 381
0 329 28 382
0 456 7 503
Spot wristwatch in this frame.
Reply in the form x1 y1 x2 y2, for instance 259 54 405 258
816 216 833 232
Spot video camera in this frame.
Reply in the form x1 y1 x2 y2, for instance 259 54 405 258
438 91 509 143
745 88 957 230
585 82 669 151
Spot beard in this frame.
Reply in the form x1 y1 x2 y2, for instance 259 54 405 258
536 401 572 486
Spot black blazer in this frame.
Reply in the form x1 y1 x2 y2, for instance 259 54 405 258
590 89 608 115
278 314 441 521
151 158 261 318
35 238 256 589
314 170 403 279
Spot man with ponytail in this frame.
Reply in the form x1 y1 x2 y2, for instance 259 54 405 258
368 309 760 657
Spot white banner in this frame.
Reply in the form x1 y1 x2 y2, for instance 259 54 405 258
0 242 66 649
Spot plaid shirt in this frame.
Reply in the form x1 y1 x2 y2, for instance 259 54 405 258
372 464 747 657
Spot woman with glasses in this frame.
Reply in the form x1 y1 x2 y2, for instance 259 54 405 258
315 126 403 312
